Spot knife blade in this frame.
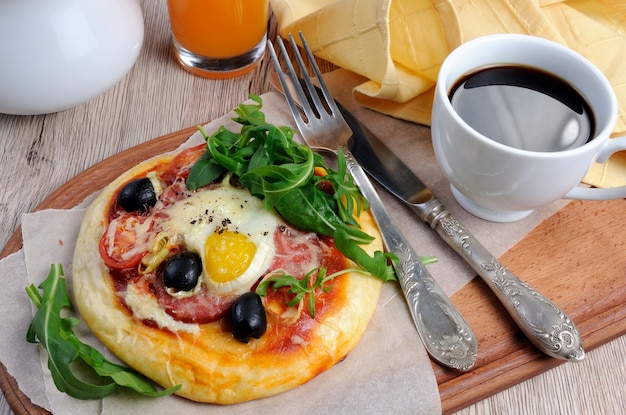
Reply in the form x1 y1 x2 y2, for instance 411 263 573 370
270 74 585 362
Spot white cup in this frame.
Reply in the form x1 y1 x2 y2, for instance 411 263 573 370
431 34 626 222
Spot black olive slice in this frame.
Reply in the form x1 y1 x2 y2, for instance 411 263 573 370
118 177 157 213
163 251 202 292
231 292 267 343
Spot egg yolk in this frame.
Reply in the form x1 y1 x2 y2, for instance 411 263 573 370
204 231 256 283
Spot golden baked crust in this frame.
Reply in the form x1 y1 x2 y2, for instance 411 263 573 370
72 147 383 404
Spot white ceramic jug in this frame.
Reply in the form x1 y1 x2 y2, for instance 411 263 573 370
0 0 144 115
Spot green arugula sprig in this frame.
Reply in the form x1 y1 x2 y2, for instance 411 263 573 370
257 253 438 318
187 94 396 279
257 267 358 318
320 147 368 228
26 264 180 400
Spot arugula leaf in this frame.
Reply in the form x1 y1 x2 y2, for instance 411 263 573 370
257 267 358 318
323 148 369 227
257 254 439 318
26 264 180 400
274 183 375 244
333 228 398 283
186 149 225 190
232 93 267 126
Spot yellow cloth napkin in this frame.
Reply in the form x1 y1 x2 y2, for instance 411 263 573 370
270 0 626 188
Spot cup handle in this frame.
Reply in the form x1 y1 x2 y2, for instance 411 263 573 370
564 135 626 200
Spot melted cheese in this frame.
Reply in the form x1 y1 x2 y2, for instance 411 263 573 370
124 282 200 334
105 216 154 261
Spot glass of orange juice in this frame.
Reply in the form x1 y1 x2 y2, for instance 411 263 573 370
166 0 270 79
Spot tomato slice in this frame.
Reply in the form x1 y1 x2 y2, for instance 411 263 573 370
169 144 206 178
99 213 154 269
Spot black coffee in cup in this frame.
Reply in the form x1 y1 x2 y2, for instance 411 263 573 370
449 65 595 152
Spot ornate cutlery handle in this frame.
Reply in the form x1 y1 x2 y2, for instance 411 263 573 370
342 147 477 370
414 199 585 361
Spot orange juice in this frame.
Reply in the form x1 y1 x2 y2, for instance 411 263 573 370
167 0 269 77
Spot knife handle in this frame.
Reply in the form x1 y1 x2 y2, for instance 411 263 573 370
344 149 478 370
415 199 585 361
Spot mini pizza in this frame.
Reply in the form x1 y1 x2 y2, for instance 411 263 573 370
72 97 394 404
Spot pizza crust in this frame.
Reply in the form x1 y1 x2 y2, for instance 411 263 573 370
73 149 384 404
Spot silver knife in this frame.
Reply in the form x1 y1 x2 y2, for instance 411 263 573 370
271 74 585 361
339 99 585 362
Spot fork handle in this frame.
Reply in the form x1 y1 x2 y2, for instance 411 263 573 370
341 145 477 371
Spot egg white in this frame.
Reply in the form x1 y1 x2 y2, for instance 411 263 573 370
160 181 284 295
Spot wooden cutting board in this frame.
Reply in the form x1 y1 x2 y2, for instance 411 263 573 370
2 127 626 414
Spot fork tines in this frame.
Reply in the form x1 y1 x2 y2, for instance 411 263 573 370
268 32 341 127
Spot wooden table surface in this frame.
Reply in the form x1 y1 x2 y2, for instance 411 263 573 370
2 1 625 414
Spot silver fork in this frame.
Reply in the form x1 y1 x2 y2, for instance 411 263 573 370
269 32 478 371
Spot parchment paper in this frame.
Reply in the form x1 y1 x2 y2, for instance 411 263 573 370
0 70 568 414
